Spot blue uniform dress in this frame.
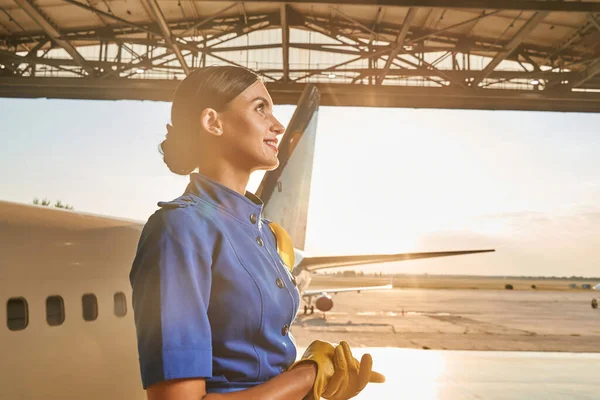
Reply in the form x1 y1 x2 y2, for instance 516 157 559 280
129 172 301 393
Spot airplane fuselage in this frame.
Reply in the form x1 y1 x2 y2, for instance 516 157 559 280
1 219 146 400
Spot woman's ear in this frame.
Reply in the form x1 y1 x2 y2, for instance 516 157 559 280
200 108 223 137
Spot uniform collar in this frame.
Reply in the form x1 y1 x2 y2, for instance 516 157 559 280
185 172 264 225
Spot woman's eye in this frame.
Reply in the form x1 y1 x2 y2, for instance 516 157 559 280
256 103 265 113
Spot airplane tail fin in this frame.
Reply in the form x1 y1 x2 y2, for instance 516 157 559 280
256 84 320 250
256 85 496 271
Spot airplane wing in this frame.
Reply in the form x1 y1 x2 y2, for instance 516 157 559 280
303 284 393 297
299 249 495 271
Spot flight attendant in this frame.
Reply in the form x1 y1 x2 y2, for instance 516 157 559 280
129 65 383 400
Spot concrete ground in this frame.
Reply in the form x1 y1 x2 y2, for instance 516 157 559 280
290 288 600 352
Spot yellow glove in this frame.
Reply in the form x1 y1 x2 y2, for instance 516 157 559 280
288 340 336 400
321 341 385 400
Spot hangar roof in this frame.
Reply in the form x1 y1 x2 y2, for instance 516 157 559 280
1 0 599 111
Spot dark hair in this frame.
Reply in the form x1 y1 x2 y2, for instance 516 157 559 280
159 66 260 175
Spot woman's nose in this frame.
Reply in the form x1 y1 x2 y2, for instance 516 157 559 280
272 119 285 135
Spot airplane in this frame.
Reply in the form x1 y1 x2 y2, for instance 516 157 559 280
0 84 494 399
592 284 600 309
291 248 493 316
254 84 494 315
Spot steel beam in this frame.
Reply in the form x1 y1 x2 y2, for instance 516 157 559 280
540 20 595 69
521 52 540 71
208 1 600 13
570 59 600 88
332 7 378 36
473 11 548 86
13 0 94 75
388 51 466 88
291 45 393 82
371 6 384 31
407 10 500 44
0 7 37 52
61 0 161 36
179 3 239 37
281 4 289 82
277 84 600 114
139 0 190 75
259 68 579 81
0 10 579 65
307 18 470 86
210 52 278 81
377 8 415 85
1 77 599 112
2 1 598 111
588 13 600 32
3 49 582 82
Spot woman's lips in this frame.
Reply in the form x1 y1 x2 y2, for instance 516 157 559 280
264 139 278 152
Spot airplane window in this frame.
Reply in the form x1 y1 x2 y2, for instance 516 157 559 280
7 297 28 331
82 294 98 321
114 292 127 317
46 296 65 326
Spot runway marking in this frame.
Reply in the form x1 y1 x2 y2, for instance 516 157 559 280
427 315 537 336
356 311 453 317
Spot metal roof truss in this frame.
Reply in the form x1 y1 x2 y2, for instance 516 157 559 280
0 0 599 112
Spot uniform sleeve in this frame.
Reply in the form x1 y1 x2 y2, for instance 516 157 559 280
129 210 214 389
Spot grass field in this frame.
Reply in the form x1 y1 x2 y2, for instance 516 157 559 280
310 275 598 292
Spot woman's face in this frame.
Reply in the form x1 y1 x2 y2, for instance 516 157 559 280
216 81 285 172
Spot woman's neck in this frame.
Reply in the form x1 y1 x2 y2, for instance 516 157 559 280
196 159 250 196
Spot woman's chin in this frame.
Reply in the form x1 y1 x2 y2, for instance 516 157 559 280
265 160 280 171
259 157 280 171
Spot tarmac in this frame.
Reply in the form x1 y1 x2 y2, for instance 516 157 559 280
290 288 600 352
328 348 600 399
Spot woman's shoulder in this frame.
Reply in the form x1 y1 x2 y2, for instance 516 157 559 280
156 192 198 211
143 193 218 237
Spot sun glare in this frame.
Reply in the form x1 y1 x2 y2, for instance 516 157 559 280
295 347 447 400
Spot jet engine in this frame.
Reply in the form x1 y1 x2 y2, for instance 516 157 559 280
315 294 334 312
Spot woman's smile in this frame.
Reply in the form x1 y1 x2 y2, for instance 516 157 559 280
264 137 279 153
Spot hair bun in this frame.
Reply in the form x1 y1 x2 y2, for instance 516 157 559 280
159 123 199 175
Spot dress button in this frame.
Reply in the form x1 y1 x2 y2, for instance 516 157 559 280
276 278 284 288
249 213 257 224
256 237 264 247
281 324 289 336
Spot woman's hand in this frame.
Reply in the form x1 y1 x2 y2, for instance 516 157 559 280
288 340 336 400
289 340 385 400
321 341 385 400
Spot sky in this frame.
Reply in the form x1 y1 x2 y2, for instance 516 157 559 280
1 97 599 278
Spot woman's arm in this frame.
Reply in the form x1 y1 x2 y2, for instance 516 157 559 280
147 363 317 400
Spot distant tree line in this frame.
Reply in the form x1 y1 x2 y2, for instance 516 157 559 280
316 271 382 278
316 271 599 281
32 198 74 210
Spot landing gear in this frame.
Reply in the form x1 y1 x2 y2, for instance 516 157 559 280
303 305 316 315
592 298 598 309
